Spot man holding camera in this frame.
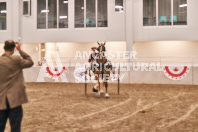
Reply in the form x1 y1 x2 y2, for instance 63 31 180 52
0 40 34 132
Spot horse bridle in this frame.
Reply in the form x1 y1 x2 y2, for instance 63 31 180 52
97 45 106 53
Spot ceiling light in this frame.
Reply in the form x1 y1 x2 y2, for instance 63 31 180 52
179 4 187 7
0 10 7 13
41 10 49 13
63 0 68 4
59 16 67 19
115 5 123 9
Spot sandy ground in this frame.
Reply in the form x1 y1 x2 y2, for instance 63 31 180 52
4 83 198 132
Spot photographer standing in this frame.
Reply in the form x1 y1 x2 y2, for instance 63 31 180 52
0 40 34 132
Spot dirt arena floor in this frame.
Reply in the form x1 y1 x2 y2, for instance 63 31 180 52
4 83 198 132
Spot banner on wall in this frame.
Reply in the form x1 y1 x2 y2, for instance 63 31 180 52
37 51 68 82
163 66 190 80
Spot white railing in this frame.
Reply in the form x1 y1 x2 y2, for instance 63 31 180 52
24 56 198 84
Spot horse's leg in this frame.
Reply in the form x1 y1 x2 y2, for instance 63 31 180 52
103 71 110 98
104 80 109 98
93 74 99 92
98 72 105 96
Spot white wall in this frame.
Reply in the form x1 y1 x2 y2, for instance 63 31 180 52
133 41 198 57
133 41 198 66
45 41 127 66
21 43 39 58
0 44 4 55
0 41 126 66
55 41 126 58
133 0 198 41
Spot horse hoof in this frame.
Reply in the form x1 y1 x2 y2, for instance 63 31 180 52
99 90 104 96
105 94 110 99
92 87 98 92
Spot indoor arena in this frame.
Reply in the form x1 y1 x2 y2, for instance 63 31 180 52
0 0 198 132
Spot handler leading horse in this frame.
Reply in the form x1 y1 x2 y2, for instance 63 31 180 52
91 42 113 98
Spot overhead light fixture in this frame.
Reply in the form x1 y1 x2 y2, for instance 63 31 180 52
179 4 187 7
115 5 123 9
41 10 49 13
0 10 7 13
63 0 68 4
59 16 67 19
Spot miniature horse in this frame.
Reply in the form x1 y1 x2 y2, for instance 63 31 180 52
92 42 113 98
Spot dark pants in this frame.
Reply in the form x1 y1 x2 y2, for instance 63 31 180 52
0 98 23 132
